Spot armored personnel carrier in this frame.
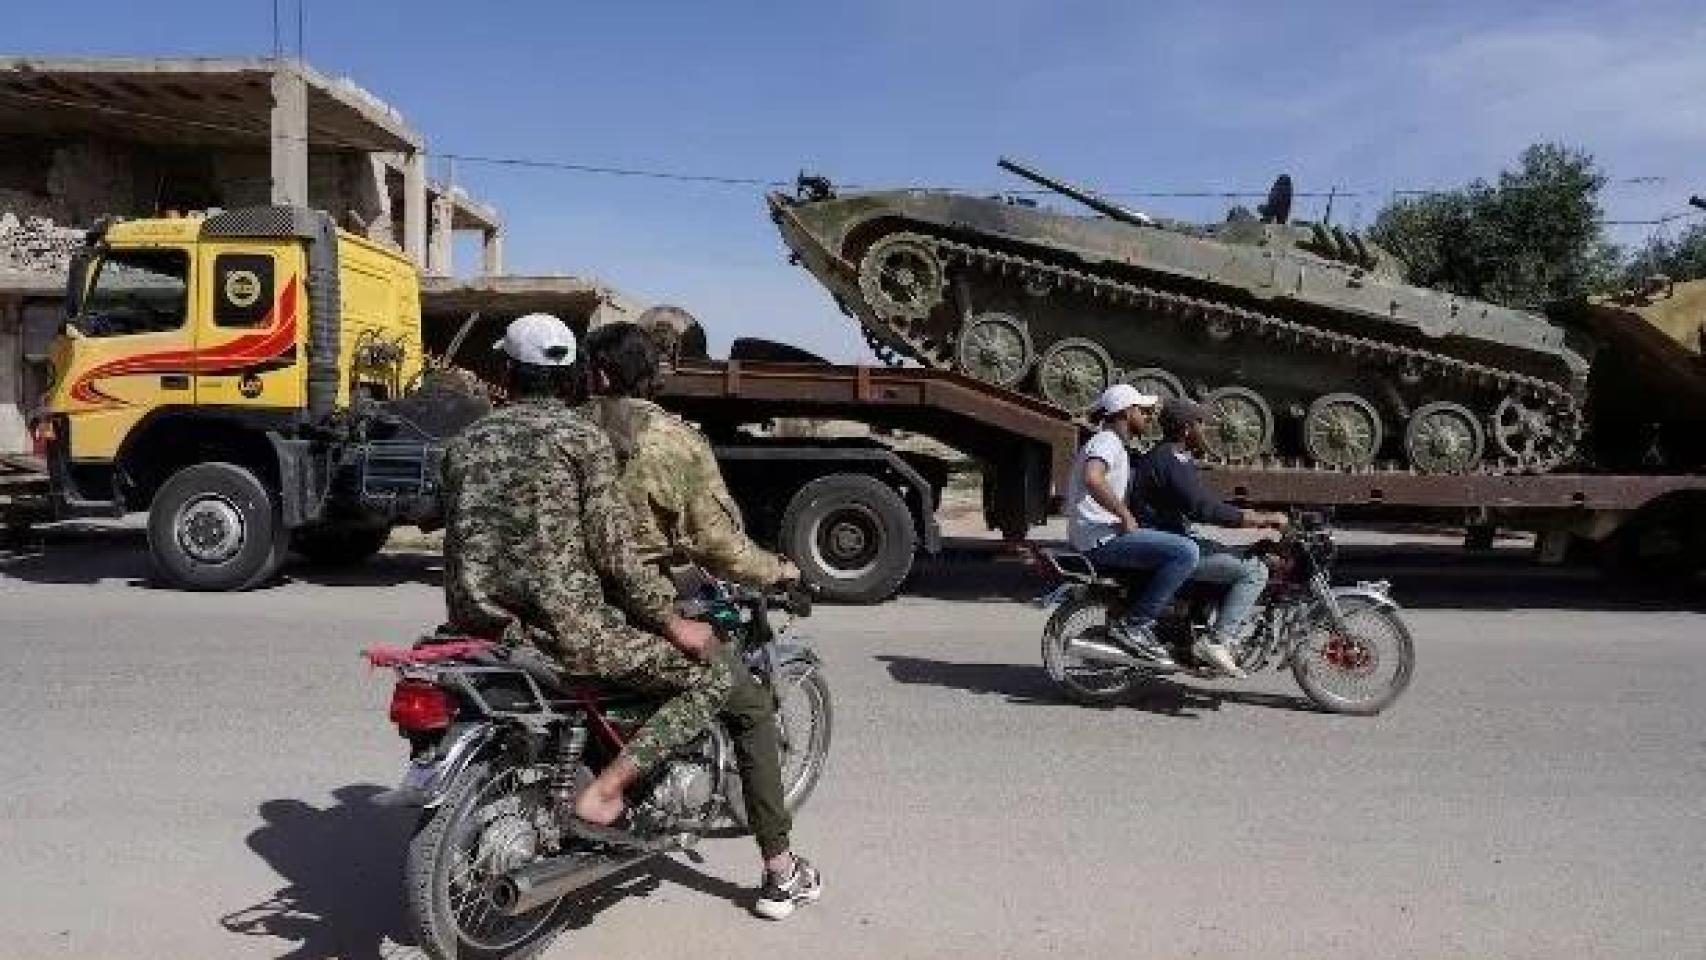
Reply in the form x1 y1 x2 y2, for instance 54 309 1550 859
769 159 1591 473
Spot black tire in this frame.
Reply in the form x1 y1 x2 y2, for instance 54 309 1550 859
1291 596 1415 715
406 758 563 960
725 660 833 829
780 473 916 603
291 523 391 565
145 461 286 591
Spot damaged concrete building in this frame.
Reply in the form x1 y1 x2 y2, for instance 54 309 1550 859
0 56 641 453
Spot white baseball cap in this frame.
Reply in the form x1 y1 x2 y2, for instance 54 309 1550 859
494 313 577 366
1093 383 1160 416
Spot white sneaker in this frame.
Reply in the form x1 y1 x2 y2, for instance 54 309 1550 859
1192 638 1249 679
754 856 822 920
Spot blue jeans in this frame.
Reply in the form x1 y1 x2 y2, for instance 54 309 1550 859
1085 530 1200 623
1190 537 1270 642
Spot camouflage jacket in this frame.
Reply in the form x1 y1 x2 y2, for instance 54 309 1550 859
580 396 790 587
441 397 677 658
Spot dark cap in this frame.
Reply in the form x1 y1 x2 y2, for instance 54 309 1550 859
1159 397 1206 435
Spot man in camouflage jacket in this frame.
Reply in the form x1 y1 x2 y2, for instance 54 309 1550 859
442 313 729 831
582 318 823 920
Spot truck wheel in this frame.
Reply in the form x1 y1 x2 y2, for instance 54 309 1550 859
292 524 391 566
781 473 915 603
146 462 285 591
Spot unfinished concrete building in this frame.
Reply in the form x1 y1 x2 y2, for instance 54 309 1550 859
0 56 634 454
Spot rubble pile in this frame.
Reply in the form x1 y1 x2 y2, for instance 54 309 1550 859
0 212 83 274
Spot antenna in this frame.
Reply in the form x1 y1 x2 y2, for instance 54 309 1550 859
271 0 281 60
296 0 305 63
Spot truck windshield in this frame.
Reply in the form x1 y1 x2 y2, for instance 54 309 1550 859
73 249 189 338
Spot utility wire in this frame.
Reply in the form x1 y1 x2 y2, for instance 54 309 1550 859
0 86 1698 225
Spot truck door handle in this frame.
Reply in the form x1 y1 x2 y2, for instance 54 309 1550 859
160 374 190 390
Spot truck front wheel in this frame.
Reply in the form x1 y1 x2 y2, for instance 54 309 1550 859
146 462 286 591
781 473 916 604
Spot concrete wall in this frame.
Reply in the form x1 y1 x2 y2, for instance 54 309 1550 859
0 135 396 276
0 299 24 453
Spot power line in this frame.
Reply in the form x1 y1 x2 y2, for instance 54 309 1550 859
0 86 1696 222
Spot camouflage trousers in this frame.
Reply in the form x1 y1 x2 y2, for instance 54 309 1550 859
559 628 733 773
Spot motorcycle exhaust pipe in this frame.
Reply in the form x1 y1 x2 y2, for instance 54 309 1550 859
1066 638 1148 668
493 850 655 916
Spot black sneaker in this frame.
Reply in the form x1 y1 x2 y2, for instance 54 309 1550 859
1105 620 1179 671
754 856 822 920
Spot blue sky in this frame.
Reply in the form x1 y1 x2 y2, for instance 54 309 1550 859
10 0 1706 358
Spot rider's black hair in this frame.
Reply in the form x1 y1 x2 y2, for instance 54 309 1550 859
582 322 662 399
505 360 576 400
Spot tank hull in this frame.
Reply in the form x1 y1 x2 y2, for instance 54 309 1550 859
770 186 1590 474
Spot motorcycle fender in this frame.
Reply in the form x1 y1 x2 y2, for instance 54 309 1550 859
756 641 821 677
1330 582 1400 612
375 722 497 809
1032 582 1086 610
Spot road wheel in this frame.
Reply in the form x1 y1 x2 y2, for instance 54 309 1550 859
1040 595 1141 705
146 462 285 591
291 523 391 566
781 473 915 603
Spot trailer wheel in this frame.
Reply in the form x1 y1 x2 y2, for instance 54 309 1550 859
146 462 286 591
292 523 391 566
781 474 916 603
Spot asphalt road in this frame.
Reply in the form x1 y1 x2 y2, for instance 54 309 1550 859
1 529 1703 959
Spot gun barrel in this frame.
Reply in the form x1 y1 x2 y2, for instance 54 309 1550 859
998 157 1153 227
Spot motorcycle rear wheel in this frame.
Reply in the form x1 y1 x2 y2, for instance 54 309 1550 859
1291 596 1415 715
406 757 565 960
1041 596 1142 705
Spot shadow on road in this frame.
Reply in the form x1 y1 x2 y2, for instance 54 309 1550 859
0 527 443 589
876 654 1320 718
221 785 752 959
220 785 415 960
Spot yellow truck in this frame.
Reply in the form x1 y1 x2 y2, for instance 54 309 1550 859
34 206 458 590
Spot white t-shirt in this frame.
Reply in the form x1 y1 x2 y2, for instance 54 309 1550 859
1066 429 1130 550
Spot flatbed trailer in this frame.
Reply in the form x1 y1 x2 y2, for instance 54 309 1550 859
661 359 1705 581
657 359 1079 601
1202 466 1706 570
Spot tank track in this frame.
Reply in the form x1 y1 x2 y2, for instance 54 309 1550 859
860 231 1583 474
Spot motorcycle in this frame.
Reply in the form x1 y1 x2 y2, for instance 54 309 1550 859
367 582 830 960
1037 511 1415 714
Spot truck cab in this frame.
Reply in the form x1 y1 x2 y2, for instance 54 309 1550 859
36 206 431 590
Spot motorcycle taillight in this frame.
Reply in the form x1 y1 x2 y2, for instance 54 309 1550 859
390 679 454 732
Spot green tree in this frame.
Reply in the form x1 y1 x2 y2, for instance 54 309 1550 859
1369 143 1619 309
1620 222 1706 287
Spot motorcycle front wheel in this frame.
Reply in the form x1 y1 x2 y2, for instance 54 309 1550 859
406 757 565 960
726 660 834 828
1041 595 1142 705
1291 595 1415 715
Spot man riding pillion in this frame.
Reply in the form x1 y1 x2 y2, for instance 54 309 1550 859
1129 397 1289 678
1067 384 1199 671
440 313 731 848
580 317 822 921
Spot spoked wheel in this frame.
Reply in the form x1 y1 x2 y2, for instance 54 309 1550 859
727 661 834 828
1291 596 1415 715
1040 596 1141 704
407 759 564 960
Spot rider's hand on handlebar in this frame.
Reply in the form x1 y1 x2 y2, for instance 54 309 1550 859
777 559 801 586
663 614 718 661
